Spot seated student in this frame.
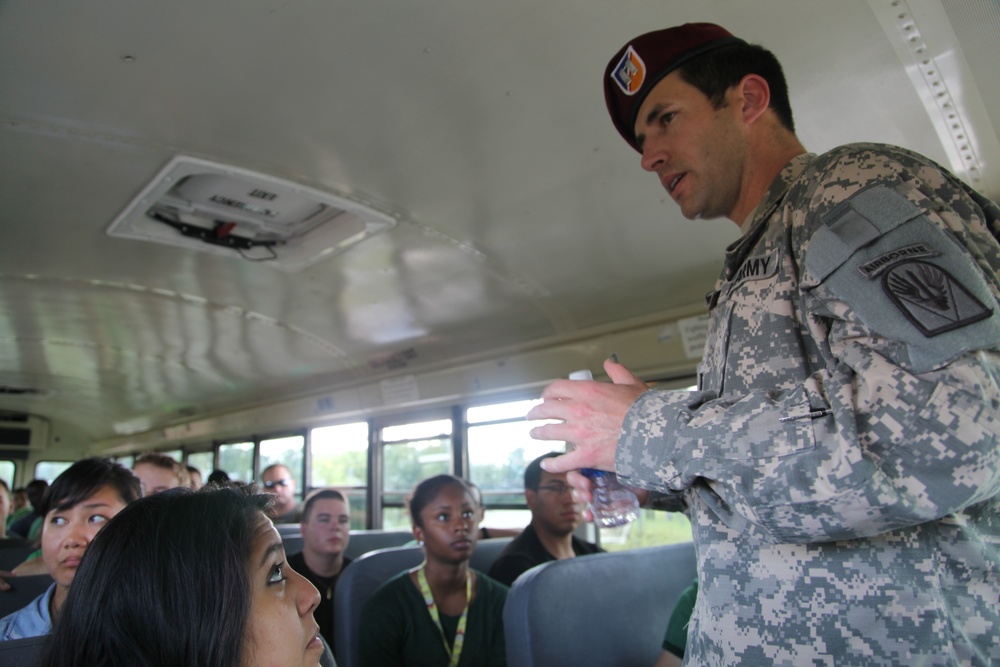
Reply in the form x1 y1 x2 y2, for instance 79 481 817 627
0 480 10 539
132 453 188 496
260 463 303 523
207 468 232 486
7 479 48 540
35 485 327 667
0 458 140 640
360 475 508 667
401 481 522 547
0 482 28 589
653 579 698 667
186 465 203 490
7 487 32 530
288 489 353 652
488 452 603 586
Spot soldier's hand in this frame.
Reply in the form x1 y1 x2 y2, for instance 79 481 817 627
527 358 648 473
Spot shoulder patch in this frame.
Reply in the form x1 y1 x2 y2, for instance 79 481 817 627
805 184 1000 371
882 261 992 336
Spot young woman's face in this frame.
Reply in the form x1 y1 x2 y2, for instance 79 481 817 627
42 484 128 591
243 516 324 667
413 483 480 564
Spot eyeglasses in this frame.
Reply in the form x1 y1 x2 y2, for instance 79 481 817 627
262 478 291 489
537 482 572 495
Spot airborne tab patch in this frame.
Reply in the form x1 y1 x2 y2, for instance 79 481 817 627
858 243 937 279
611 46 646 96
882 260 992 337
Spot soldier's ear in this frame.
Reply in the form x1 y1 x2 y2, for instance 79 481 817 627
735 74 770 126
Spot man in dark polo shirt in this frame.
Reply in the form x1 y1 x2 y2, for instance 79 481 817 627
488 452 602 586
287 488 352 652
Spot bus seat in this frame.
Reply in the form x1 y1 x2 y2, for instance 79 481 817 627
282 533 304 558
333 545 423 667
0 546 37 572
0 539 32 548
275 523 302 538
0 634 47 667
503 541 697 667
469 537 512 574
0 574 54 620
319 632 337 667
342 530 414 561
281 528 414 566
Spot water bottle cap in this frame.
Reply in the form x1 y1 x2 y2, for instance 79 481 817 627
568 369 593 381
581 468 609 478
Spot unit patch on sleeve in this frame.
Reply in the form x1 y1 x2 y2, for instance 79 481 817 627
882 260 992 337
806 184 1000 370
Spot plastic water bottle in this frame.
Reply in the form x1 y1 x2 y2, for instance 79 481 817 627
582 468 639 527
568 369 640 527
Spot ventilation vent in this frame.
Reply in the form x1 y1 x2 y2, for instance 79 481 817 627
0 387 52 399
108 156 397 272
0 413 50 449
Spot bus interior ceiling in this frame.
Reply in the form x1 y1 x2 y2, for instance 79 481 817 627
1 0 999 462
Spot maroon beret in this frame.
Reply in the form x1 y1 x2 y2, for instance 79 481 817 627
603 23 744 152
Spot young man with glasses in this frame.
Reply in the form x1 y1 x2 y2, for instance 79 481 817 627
260 463 302 523
487 452 603 587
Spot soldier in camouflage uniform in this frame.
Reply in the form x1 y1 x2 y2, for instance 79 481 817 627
528 23 1000 666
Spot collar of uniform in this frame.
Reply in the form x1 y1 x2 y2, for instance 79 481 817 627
723 152 815 279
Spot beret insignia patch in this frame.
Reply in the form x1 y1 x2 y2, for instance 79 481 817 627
611 46 646 95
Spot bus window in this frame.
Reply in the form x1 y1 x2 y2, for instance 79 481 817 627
115 455 135 470
310 422 368 528
218 441 254 483
467 398 553 530
159 449 183 461
34 460 73 482
600 510 692 552
0 460 14 488
597 383 696 552
381 418 452 528
186 451 214 480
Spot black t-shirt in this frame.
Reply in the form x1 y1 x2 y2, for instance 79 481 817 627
287 551 352 651
487 523 603 586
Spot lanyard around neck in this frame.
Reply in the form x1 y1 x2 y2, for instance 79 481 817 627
417 565 471 667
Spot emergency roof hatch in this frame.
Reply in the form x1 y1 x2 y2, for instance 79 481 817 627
107 156 396 271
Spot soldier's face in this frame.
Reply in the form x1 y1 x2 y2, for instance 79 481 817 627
633 70 748 222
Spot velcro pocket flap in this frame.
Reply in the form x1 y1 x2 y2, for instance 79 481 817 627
806 186 923 283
